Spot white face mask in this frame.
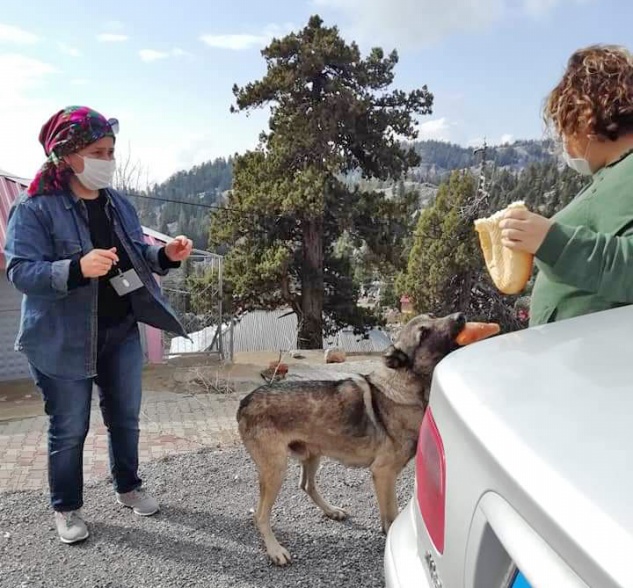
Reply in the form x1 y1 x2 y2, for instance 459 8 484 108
75 156 116 190
562 140 593 176
562 151 593 176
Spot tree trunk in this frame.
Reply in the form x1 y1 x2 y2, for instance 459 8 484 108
456 270 474 314
298 217 324 349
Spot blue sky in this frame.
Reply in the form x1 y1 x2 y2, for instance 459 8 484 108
0 0 630 184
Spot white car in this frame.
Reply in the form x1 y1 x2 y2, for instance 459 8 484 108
385 306 633 588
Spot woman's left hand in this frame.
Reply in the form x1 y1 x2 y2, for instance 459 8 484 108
499 209 553 254
165 235 194 262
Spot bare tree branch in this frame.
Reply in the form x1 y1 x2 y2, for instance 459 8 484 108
114 141 149 194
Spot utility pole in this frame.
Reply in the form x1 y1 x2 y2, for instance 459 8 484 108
462 139 490 221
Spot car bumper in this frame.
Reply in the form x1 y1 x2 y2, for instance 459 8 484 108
385 499 432 588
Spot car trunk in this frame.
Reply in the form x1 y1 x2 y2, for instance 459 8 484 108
412 305 633 588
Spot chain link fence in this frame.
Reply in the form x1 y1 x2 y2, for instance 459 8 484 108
160 250 231 361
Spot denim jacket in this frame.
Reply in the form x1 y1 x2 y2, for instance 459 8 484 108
4 188 186 380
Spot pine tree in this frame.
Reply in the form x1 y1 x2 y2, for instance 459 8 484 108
398 170 525 331
211 15 433 348
399 172 480 314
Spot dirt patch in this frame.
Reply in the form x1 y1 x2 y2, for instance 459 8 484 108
141 358 263 396
233 349 379 366
143 351 383 396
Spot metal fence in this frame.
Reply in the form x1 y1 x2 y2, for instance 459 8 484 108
160 249 230 360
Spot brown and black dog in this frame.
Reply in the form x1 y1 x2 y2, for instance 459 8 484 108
237 312 466 565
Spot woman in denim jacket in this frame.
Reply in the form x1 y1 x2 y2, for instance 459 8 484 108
4 106 193 544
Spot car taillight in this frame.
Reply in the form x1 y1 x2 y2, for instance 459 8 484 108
416 407 446 554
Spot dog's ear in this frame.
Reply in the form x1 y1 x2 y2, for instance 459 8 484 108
384 345 410 369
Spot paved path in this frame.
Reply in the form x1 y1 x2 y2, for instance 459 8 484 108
0 360 377 494
0 390 241 493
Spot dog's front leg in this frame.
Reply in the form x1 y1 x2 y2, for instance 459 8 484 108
370 463 400 534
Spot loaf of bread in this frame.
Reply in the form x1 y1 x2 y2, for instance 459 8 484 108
474 201 533 295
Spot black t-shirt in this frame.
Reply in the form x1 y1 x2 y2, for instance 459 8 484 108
67 192 179 326
81 192 134 325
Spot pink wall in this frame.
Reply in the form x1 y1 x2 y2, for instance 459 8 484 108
0 174 26 270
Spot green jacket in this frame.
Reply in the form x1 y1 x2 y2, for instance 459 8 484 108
530 150 633 326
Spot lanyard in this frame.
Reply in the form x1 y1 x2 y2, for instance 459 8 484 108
76 192 124 278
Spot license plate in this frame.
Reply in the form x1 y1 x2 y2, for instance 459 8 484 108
511 571 531 588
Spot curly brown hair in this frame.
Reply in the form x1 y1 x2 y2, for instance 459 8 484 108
544 44 633 142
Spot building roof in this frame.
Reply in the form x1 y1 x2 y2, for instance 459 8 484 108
140 225 169 247
0 169 167 269
0 172 27 270
0 168 30 183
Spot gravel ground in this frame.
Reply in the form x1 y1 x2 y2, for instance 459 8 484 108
0 446 415 588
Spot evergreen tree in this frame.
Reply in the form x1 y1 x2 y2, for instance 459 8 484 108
210 15 433 348
399 170 526 331
399 172 481 315
398 153 588 331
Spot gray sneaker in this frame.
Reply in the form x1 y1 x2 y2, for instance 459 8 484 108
54 510 89 544
116 488 159 516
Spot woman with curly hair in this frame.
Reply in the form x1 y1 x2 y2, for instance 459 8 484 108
500 44 633 326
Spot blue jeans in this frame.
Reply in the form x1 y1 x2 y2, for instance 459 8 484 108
30 316 144 512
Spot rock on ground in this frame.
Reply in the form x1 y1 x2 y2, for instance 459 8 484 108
324 349 347 364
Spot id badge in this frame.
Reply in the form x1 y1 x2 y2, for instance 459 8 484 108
109 269 144 296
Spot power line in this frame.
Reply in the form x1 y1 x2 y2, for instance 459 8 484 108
128 192 229 210
127 191 284 221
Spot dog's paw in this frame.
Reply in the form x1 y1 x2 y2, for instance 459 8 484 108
268 545 292 566
325 506 349 521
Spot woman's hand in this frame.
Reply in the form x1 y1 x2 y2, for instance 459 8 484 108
165 235 193 262
80 247 119 278
499 209 553 254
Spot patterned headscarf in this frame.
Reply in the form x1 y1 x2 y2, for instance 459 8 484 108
27 106 118 196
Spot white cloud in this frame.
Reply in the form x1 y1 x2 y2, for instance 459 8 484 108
0 49 255 185
0 54 58 178
314 0 590 48
0 23 39 44
139 49 169 62
200 33 267 51
418 117 453 141
58 42 81 57
0 54 57 90
139 48 191 62
499 133 514 145
200 24 293 51
115 104 270 185
97 33 129 43
314 0 503 47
